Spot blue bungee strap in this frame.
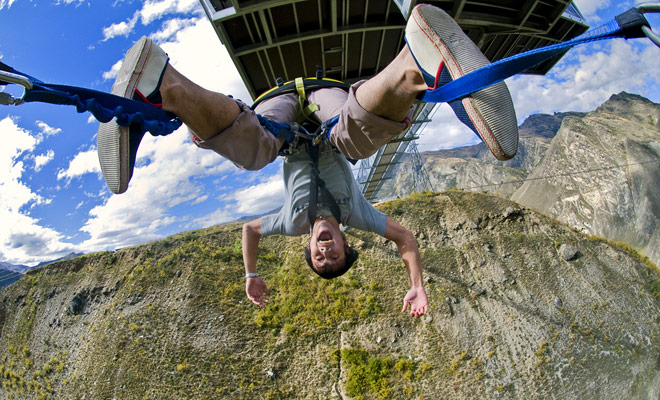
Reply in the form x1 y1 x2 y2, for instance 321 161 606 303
1 62 181 136
420 6 660 104
255 114 296 142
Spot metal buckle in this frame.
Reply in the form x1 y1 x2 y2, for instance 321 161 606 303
637 2 660 48
0 69 32 105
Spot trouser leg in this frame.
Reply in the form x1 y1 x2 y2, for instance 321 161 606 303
191 82 413 168
308 82 413 160
191 94 298 170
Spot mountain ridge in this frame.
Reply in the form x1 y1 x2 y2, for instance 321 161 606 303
0 191 658 399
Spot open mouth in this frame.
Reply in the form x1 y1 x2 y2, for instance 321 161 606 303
318 231 333 244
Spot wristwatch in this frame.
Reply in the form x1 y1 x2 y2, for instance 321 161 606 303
245 272 259 279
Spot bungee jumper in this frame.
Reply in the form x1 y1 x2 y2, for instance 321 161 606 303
2 4 659 316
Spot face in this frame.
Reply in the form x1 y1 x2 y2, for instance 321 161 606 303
309 218 347 270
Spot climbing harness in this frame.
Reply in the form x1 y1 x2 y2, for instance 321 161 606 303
419 3 660 104
256 113 341 157
252 72 345 226
253 68 347 156
251 76 349 112
0 61 181 137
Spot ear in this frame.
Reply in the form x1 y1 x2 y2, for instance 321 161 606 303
343 239 349 253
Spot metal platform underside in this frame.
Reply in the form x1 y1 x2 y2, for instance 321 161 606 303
199 0 588 199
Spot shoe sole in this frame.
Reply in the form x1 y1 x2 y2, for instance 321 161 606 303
97 37 154 194
407 5 518 160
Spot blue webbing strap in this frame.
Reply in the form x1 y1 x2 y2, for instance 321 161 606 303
1 63 182 137
256 113 341 154
420 7 652 104
255 114 296 142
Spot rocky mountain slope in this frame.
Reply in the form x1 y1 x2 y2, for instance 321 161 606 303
0 192 658 399
512 93 660 267
377 113 584 199
381 93 660 268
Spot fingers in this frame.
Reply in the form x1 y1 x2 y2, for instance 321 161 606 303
248 293 269 307
401 301 428 317
246 278 270 307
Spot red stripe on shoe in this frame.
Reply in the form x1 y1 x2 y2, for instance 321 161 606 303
430 61 445 91
135 89 163 108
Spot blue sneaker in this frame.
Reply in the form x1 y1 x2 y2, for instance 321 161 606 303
97 37 169 194
406 4 519 161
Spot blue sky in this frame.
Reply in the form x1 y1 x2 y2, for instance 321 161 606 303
1 0 659 266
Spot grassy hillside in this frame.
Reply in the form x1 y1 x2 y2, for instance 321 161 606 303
1 191 659 399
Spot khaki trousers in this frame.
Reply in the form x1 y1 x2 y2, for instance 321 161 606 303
193 81 412 170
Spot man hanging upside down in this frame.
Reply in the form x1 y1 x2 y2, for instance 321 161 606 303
98 4 519 317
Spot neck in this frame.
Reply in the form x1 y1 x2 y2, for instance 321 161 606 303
312 215 339 229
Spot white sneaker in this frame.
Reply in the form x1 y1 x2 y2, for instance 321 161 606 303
97 37 169 194
406 4 519 161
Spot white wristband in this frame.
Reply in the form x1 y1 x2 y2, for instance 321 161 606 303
245 272 259 279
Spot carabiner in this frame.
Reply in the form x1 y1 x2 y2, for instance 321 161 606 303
636 2 660 48
0 69 32 105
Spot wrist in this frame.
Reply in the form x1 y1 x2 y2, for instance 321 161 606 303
245 272 259 279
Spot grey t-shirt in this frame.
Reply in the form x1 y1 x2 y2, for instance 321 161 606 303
261 143 386 237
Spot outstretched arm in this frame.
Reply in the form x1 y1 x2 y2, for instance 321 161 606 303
242 218 270 307
384 216 428 317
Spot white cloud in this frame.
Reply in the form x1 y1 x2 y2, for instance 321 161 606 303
417 104 480 152
55 0 87 6
190 169 284 229
508 39 660 120
102 60 123 81
572 0 611 18
101 0 202 41
151 18 197 41
100 5 250 102
102 12 139 41
57 148 101 181
140 0 199 25
191 194 208 205
159 17 252 102
0 117 77 265
192 208 235 227
34 149 55 172
0 117 41 211
0 0 17 11
36 121 62 137
78 126 234 252
221 171 285 215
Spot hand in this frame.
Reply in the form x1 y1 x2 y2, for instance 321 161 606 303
401 286 428 317
246 277 270 307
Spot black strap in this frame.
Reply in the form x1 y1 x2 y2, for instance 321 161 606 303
307 141 341 233
615 8 650 39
